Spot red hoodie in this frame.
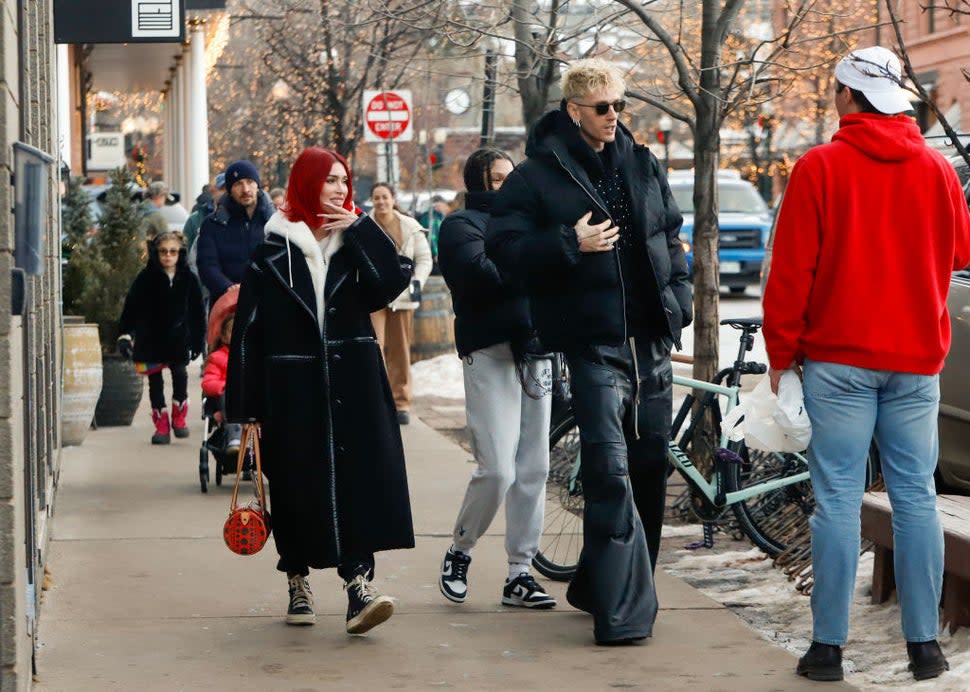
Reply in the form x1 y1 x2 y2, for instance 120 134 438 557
764 113 970 375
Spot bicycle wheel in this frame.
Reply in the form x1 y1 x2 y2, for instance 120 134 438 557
726 442 879 556
533 413 583 581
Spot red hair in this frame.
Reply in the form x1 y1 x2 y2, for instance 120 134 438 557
282 147 355 228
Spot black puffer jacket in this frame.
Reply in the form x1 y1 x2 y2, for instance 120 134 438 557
437 191 533 357
486 108 692 351
118 243 206 364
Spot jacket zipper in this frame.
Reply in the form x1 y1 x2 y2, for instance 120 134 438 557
629 336 641 440
321 272 350 560
551 149 628 342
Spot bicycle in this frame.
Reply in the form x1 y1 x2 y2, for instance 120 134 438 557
534 317 878 581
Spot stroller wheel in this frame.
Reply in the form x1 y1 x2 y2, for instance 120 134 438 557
199 448 209 493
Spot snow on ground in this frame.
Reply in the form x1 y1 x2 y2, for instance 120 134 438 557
412 353 465 399
662 544 970 691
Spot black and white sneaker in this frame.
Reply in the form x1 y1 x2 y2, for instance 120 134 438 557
502 573 557 609
439 547 472 603
345 575 394 634
286 574 315 625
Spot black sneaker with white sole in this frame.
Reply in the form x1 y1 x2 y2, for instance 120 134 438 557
502 573 557 609
345 575 394 634
286 574 315 625
439 547 472 603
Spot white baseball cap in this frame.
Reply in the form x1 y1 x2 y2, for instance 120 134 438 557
834 46 913 115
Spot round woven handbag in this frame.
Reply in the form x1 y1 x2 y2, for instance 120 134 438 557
223 424 271 555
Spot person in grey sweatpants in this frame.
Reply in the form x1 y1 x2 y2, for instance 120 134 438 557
436 147 557 609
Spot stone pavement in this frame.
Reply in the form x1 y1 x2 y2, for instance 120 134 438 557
34 392 852 691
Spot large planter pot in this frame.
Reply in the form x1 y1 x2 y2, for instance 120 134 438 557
94 353 144 427
410 275 456 364
61 322 103 446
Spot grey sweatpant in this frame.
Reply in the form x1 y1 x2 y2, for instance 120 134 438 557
452 342 552 567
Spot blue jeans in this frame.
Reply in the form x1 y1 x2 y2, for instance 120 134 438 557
802 359 943 645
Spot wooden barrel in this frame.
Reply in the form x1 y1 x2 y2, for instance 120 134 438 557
61 323 103 446
410 275 456 363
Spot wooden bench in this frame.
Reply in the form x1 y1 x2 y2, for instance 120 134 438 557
861 491 970 633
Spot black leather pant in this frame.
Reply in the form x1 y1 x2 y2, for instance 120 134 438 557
564 337 672 643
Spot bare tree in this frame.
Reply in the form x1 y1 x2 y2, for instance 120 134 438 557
897 0 970 168
207 0 442 175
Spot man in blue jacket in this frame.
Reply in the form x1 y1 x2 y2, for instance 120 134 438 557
196 160 275 302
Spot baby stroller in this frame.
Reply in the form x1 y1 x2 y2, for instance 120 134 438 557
198 291 249 493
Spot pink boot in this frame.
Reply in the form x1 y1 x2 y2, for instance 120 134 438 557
172 400 190 439
151 409 171 445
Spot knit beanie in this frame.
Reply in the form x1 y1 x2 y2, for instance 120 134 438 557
224 160 261 190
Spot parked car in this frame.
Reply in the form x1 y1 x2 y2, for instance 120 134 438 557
668 169 773 293
938 154 970 494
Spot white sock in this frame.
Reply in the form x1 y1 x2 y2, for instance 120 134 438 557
508 563 530 581
450 545 469 557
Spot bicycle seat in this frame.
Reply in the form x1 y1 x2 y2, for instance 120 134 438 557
719 317 763 330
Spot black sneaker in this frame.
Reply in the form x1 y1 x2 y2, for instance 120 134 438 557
285 575 315 626
796 641 843 681
439 548 471 603
345 575 394 634
502 573 557 609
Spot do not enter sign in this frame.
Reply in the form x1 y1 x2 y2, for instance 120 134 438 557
363 90 413 143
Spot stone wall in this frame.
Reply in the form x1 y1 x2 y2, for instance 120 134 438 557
0 1 62 689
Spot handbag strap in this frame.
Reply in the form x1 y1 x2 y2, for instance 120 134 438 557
229 423 267 511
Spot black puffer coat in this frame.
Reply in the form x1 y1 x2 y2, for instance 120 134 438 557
196 190 276 301
437 191 533 357
118 243 206 364
225 211 415 571
486 109 692 351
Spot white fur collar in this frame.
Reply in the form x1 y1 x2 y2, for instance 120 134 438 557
264 211 344 331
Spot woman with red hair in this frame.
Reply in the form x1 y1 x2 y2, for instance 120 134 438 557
226 147 415 636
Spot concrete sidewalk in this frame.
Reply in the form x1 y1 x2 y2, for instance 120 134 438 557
35 394 851 691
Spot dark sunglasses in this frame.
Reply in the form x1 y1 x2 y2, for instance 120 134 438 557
157 248 180 255
573 99 626 115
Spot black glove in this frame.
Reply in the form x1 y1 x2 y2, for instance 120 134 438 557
117 335 134 360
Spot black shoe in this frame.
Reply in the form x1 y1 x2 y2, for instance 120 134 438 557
285 575 315 626
502 573 557 609
907 640 949 681
796 642 844 681
345 574 394 634
439 547 471 603
397 411 410 425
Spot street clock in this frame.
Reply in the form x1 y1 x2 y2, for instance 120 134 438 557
444 88 471 116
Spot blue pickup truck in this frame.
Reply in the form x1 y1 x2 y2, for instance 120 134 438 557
667 169 773 293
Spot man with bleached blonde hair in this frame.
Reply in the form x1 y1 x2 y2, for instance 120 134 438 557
486 57 692 645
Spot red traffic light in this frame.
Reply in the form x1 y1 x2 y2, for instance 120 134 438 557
428 152 439 166
656 131 666 145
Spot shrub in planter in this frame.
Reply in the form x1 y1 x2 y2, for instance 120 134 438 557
67 167 146 426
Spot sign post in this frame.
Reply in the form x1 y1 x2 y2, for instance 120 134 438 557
363 90 413 189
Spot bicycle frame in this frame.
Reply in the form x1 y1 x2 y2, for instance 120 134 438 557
668 373 810 508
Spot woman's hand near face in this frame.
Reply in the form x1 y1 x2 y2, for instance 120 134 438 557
319 202 359 233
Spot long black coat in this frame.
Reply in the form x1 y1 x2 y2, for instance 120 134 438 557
118 245 205 364
437 191 533 357
486 108 692 351
225 211 415 571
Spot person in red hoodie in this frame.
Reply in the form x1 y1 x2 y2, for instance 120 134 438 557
202 313 242 455
763 46 970 684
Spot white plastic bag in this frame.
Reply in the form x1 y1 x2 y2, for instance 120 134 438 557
721 371 811 453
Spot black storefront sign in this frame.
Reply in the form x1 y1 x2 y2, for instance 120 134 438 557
54 0 188 44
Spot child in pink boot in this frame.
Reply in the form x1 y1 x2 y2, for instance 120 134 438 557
118 231 206 444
